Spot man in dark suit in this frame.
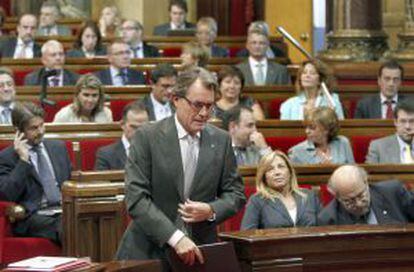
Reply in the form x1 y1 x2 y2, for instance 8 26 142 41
95 41 146 86
354 60 408 119
223 106 271 166
365 99 414 164
121 19 160 58
0 69 16 125
0 14 41 58
36 2 71 36
95 101 149 170
236 28 290 86
141 63 177 121
153 0 195 36
24 40 79 86
116 67 246 269
318 165 414 225
0 102 72 244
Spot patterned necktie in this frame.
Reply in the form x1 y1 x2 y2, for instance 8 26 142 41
118 70 128 85
255 63 265 85
1 107 11 124
183 135 198 199
404 144 414 164
33 145 61 206
49 77 60 87
234 146 246 166
384 100 394 119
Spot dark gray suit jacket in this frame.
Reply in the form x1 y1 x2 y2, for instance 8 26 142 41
365 134 401 163
153 22 196 36
318 180 414 225
0 37 41 58
354 94 409 119
236 59 290 86
95 140 126 170
241 190 320 229
24 68 80 86
142 43 161 57
0 140 71 214
94 68 146 85
116 117 246 261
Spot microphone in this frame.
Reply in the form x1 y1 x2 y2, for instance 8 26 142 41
40 69 58 107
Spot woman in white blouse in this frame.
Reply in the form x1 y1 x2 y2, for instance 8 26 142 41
53 74 113 123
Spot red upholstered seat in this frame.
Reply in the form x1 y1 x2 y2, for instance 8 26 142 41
43 100 72 122
110 99 135 121
350 135 383 163
267 98 285 119
162 48 182 57
228 46 243 57
79 138 117 170
13 70 34 86
0 202 61 264
265 136 306 154
319 184 334 206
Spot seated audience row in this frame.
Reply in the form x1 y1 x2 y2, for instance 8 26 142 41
241 153 414 229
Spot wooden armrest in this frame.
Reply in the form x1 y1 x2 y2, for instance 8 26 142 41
5 204 26 223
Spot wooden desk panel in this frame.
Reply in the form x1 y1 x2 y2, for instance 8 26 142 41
219 225 414 272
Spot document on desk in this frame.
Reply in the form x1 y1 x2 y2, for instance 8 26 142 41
5 256 90 271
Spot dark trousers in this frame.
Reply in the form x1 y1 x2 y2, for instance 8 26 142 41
13 213 62 245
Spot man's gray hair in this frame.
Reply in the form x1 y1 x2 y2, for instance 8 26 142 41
41 40 63 55
173 67 218 97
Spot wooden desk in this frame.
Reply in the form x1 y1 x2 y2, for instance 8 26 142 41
219 225 414 272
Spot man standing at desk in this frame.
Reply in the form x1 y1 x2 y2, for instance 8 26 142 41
116 67 246 269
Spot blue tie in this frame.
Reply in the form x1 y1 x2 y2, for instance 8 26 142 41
33 145 61 206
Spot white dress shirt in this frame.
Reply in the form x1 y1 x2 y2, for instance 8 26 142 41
13 38 34 59
167 114 201 248
110 66 125 86
150 93 172 121
130 42 144 59
121 134 130 157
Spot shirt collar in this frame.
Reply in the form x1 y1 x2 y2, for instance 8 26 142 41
174 114 200 140
0 102 14 111
17 38 33 47
248 56 267 67
130 41 143 50
380 93 398 104
121 134 130 152
396 134 413 150
150 93 169 107
170 22 184 30
110 66 123 77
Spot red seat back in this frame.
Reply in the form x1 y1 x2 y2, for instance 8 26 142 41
266 136 306 154
162 48 182 57
350 135 382 163
79 138 117 170
110 99 135 121
13 70 34 86
267 98 285 119
43 100 72 122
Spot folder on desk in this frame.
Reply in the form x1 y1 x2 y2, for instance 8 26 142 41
169 241 241 272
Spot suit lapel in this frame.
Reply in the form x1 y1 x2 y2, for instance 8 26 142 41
370 187 401 224
269 198 294 225
372 95 382 118
385 135 401 163
243 61 255 84
115 140 127 166
188 126 216 197
266 62 276 84
294 193 306 225
43 140 62 185
159 117 185 200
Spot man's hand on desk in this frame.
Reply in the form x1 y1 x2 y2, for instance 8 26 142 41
174 236 204 266
178 199 214 223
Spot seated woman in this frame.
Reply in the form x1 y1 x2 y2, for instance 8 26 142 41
180 41 210 70
241 150 320 229
280 59 344 120
195 17 229 57
212 66 265 121
98 5 122 38
66 20 107 58
288 107 354 164
53 74 113 123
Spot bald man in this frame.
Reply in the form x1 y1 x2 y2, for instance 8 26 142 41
318 165 414 225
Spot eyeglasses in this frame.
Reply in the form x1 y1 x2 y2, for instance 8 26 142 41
338 184 369 207
180 96 214 112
